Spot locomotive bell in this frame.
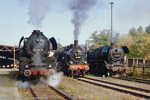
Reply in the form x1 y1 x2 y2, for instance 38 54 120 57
74 40 78 47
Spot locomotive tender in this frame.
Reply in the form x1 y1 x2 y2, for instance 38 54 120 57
18 30 57 81
55 40 89 77
87 43 129 76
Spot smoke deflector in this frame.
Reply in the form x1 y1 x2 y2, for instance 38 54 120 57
49 37 57 50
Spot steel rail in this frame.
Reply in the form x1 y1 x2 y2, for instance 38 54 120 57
115 77 150 84
78 77 150 99
48 85 74 100
84 76 150 93
29 87 39 100
30 86 74 100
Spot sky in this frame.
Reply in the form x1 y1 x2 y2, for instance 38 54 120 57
0 0 150 46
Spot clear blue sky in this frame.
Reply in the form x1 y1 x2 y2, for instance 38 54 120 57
0 0 150 46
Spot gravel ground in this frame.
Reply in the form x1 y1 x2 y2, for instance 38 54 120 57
57 76 149 100
18 88 33 100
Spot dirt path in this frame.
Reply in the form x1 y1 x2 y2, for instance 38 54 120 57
0 70 21 100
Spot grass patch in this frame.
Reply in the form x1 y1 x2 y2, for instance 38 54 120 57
127 67 150 79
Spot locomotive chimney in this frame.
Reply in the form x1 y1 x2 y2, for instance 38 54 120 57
32 30 43 35
111 43 115 46
33 30 40 33
74 40 78 47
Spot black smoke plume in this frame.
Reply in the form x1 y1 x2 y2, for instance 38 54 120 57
69 0 97 40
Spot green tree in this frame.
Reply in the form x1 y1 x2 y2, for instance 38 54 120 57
137 26 144 35
130 34 150 58
129 28 139 36
86 29 111 49
145 25 150 34
118 31 150 59
87 25 150 59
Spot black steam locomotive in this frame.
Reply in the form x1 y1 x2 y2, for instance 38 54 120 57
17 30 57 81
87 44 129 76
55 40 89 77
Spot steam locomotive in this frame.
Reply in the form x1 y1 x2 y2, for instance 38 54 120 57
55 40 89 77
87 43 129 76
17 30 57 81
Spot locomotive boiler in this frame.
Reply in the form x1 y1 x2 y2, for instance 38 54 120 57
87 44 129 76
17 30 57 81
55 40 89 77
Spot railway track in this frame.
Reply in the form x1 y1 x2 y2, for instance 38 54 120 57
114 77 150 84
78 76 150 99
30 85 74 100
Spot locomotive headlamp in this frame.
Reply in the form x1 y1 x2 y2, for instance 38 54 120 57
85 66 89 71
49 65 52 68
84 61 87 64
48 69 55 75
25 65 29 68
69 61 73 64
24 70 31 77
71 66 74 71
36 38 40 42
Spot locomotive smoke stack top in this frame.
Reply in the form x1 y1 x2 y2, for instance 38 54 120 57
111 43 115 46
33 30 40 33
32 30 43 35
74 40 78 47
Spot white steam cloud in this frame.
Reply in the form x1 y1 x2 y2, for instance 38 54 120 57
47 72 63 87
28 0 51 29
32 52 44 66
69 0 97 40
17 72 63 88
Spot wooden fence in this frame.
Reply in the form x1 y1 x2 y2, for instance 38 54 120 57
127 58 150 68
127 58 150 73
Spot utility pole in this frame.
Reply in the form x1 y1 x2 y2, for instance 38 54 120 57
58 39 60 48
13 47 16 68
110 2 114 45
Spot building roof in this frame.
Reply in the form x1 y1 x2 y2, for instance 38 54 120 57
0 45 20 58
